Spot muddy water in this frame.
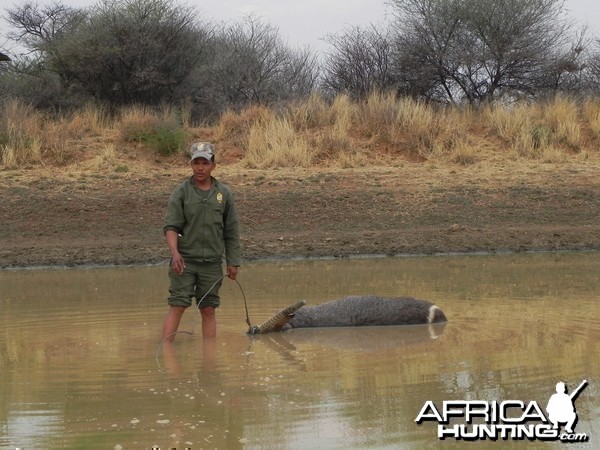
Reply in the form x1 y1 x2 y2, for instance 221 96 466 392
1 252 599 449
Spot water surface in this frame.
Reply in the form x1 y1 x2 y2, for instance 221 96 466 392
1 252 599 449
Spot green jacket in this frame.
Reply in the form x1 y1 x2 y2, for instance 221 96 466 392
164 176 241 266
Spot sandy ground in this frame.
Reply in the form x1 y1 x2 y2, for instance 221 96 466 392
1 158 599 269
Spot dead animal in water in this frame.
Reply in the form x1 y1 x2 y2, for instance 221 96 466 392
249 296 447 334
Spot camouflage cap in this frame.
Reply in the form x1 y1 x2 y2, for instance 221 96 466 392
190 142 215 161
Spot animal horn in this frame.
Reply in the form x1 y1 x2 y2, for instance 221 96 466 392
250 300 306 334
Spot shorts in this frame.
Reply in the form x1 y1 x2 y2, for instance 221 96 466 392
167 260 224 308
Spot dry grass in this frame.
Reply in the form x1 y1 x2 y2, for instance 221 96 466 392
484 95 589 160
116 105 189 156
65 103 112 138
0 100 73 165
582 98 600 140
118 105 173 142
286 93 333 129
1 93 599 170
90 144 118 170
214 106 273 148
245 117 313 168
541 96 581 149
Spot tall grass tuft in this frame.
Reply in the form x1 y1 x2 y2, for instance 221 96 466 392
214 105 273 153
286 93 333 129
391 98 467 159
582 98 600 141
391 98 451 159
541 96 581 149
118 105 188 156
485 103 545 158
357 91 398 132
284 94 366 166
66 103 112 138
0 100 72 165
486 97 583 157
0 100 38 165
429 108 474 162
245 117 312 168
91 144 118 170
484 103 532 145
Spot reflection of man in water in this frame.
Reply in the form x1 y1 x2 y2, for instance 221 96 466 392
546 382 577 433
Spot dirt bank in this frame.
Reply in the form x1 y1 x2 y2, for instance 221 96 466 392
1 159 599 269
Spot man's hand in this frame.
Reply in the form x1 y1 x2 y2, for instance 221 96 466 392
165 230 185 274
170 252 185 275
227 265 239 280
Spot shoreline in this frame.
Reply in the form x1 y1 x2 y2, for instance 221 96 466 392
2 162 600 270
3 247 599 272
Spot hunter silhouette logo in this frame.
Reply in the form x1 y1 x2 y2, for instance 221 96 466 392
546 379 587 434
415 379 589 442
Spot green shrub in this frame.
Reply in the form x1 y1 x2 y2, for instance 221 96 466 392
118 106 188 156
531 124 554 149
144 126 188 156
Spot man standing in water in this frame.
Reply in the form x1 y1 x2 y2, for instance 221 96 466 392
162 142 241 341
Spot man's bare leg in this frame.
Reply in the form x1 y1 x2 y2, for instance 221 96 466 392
201 306 217 338
162 305 186 343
